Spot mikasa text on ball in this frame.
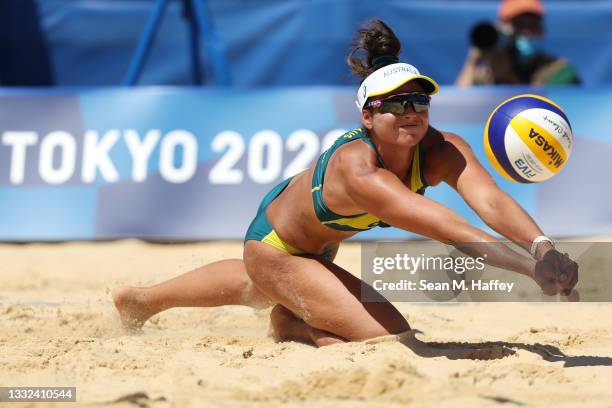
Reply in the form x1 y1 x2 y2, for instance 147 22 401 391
484 94 573 183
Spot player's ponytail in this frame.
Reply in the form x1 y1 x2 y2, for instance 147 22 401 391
347 19 402 80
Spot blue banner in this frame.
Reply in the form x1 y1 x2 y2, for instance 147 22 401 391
35 0 612 87
0 86 610 240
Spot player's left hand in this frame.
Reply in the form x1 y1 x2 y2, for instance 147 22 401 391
534 249 579 297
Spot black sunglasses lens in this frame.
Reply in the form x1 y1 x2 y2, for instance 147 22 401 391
380 101 406 114
413 101 429 112
380 94 430 114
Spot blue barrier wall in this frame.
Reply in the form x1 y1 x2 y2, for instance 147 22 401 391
0 86 609 241
34 0 612 87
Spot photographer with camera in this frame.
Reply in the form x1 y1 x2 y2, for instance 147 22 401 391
456 0 581 86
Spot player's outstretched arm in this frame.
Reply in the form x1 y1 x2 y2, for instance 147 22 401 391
437 132 578 295
437 132 548 254
340 149 535 277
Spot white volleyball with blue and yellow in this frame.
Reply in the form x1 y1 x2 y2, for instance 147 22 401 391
484 94 573 183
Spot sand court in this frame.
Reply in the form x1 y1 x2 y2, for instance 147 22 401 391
1 240 612 407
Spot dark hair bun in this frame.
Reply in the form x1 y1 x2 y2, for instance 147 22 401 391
347 19 402 79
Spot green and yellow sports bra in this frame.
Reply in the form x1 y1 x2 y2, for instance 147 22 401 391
311 128 428 232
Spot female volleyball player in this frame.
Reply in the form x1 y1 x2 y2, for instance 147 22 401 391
113 19 578 347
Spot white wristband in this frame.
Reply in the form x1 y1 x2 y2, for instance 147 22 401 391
530 236 554 257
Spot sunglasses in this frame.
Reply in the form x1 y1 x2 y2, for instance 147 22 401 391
366 92 431 115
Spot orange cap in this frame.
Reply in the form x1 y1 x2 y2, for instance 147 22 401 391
498 0 544 21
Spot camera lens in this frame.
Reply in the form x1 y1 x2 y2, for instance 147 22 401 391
470 21 499 50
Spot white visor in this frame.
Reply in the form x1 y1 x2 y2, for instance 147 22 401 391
356 63 439 111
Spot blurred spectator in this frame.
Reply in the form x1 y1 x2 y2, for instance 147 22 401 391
456 0 581 86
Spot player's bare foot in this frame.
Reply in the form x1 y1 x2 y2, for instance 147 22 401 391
112 286 155 332
269 304 310 343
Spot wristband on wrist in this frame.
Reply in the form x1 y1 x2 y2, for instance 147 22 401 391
530 236 554 257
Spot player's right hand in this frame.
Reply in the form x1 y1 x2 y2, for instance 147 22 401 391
534 249 579 297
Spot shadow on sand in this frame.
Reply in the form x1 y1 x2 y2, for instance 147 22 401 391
389 330 612 366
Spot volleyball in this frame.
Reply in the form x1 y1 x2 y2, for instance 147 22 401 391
484 94 573 183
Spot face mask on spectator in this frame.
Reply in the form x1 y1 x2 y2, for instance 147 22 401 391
514 35 542 62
